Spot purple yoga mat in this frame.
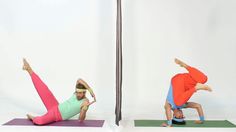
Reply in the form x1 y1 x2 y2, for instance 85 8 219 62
3 118 104 127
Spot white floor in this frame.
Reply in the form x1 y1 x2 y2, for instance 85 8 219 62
1 98 236 132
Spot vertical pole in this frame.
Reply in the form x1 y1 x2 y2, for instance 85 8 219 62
115 0 122 126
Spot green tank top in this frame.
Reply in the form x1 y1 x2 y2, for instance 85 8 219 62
58 94 85 120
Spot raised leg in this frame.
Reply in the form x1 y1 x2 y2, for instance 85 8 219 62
175 58 212 92
23 59 59 111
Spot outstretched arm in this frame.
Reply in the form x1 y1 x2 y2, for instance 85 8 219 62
186 102 204 123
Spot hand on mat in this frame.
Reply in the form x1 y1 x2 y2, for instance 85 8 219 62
194 120 203 124
161 123 172 127
78 120 84 123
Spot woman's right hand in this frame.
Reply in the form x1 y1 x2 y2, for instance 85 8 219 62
161 123 172 127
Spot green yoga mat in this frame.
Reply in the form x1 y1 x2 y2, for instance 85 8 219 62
135 120 236 128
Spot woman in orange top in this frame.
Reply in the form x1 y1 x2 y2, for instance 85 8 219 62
163 58 212 127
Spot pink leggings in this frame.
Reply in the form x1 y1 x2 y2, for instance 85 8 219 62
30 72 62 125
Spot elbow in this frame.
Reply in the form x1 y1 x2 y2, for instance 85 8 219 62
200 76 208 84
164 104 171 110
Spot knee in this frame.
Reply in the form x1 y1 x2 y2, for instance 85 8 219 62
200 75 208 84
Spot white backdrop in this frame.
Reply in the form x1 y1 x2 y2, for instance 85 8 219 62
0 0 236 127
122 0 236 120
0 0 116 120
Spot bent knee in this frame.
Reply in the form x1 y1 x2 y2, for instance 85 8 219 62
200 75 208 84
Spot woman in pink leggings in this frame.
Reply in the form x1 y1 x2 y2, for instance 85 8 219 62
22 59 96 125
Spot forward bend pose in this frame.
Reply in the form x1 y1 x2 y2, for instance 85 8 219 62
162 58 212 127
22 59 96 125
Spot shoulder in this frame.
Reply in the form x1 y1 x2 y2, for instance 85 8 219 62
82 98 89 105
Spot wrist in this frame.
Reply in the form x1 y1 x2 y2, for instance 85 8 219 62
167 120 172 126
199 116 205 121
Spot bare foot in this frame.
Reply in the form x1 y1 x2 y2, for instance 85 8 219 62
175 58 188 68
195 83 212 92
26 114 35 120
22 58 31 70
22 58 33 74
194 120 204 124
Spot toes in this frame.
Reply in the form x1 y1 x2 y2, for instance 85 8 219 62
175 58 180 64
23 58 27 63
208 88 212 92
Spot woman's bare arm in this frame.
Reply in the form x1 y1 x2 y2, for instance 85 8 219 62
186 102 204 123
78 78 95 97
162 101 173 127
79 99 90 121
186 102 204 117
78 79 91 89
